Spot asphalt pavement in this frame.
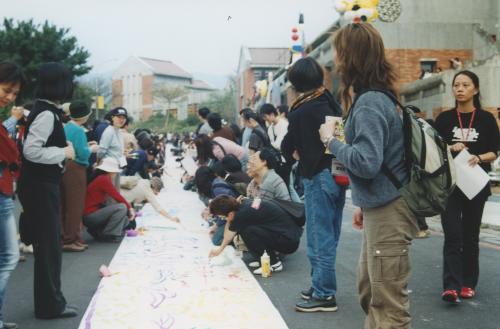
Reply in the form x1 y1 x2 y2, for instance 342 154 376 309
4 204 500 329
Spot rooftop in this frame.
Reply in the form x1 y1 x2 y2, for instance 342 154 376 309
139 57 193 79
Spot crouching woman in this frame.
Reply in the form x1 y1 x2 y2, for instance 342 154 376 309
83 157 134 242
208 195 302 274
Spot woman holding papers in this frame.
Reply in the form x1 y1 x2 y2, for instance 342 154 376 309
435 70 499 304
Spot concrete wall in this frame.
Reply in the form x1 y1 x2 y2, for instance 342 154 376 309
112 57 153 120
375 0 499 61
401 54 500 127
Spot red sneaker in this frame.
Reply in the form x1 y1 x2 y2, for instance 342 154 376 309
460 287 475 299
442 290 461 304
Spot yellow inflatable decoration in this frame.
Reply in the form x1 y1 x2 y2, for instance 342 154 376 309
334 0 379 23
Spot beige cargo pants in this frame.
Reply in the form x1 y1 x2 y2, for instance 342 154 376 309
358 197 418 329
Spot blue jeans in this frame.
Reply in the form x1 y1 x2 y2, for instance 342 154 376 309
302 169 345 298
0 195 20 326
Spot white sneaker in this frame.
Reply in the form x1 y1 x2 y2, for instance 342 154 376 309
248 261 260 268
253 261 283 275
19 243 33 254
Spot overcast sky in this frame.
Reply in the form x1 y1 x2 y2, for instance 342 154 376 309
2 0 339 86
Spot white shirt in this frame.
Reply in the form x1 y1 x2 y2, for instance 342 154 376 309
267 118 289 150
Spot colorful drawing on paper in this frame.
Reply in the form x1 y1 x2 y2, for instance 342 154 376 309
78 156 289 329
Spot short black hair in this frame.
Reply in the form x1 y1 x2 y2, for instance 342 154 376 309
35 62 74 102
287 57 324 93
258 147 278 170
198 107 210 119
259 103 278 116
242 110 266 129
239 107 252 116
0 61 26 88
207 112 222 131
211 161 226 178
194 166 216 198
221 154 242 173
277 105 289 118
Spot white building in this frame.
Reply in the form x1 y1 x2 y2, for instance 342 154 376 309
112 56 216 120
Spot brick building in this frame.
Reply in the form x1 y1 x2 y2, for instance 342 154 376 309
112 56 215 120
269 0 499 125
236 47 289 111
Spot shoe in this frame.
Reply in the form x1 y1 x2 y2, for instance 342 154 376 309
295 295 338 312
62 243 85 252
248 261 260 268
301 287 314 300
75 241 89 249
416 230 431 239
36 305 78 319
460 287 475 299
3 322 18 329
19 243 33 254
253 261 283 275
442 290 461 304
18 255 26 262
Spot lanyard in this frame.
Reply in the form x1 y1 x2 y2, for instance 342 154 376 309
456 109 476 143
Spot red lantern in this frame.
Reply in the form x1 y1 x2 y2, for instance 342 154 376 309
291 34 299 41
291 27 298 33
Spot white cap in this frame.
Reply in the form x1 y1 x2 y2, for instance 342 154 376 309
96 157 121 173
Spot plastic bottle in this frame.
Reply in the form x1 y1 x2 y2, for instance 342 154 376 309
260 250 271 278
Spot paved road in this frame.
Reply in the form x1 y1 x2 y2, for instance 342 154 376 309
4 205 500 329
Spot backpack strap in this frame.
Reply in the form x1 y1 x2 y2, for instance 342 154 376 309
349 89 410 190
252 127 272 147
210 140 227 156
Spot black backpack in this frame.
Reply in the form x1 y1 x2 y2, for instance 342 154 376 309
269 198 305 227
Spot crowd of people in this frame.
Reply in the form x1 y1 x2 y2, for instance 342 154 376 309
0 22 499 329
0 61 173 325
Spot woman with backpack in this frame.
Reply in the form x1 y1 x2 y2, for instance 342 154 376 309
208 195 302 275
319 23 418 328
193 134 247 170
435 70 499 304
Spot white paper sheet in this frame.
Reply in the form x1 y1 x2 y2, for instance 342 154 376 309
180 156 198 176
453 149 490 200
79 147 289 329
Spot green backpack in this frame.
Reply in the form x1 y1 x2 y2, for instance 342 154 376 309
353 90 456 217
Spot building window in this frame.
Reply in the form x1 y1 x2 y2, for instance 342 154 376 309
420 58 438 74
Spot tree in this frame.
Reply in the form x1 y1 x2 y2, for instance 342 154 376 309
199 75 237 122
0 18 91 103
153 84 189 129
73 76 112 122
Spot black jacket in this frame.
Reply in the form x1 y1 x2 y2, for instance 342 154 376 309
281 93 342 179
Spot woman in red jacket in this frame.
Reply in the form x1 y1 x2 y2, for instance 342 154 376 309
83 157 135 242
0 61 24 329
